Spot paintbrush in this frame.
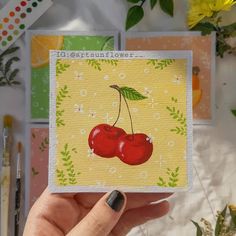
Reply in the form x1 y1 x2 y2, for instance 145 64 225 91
14 142 22 236
1 115 13 236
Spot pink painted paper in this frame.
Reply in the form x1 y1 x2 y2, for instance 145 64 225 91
30 128 49 207
125 35 214 121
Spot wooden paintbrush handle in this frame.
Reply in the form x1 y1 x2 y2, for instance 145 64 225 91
1 166 10 236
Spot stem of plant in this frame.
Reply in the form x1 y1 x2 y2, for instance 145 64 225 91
140 0 146 7
110 85 134 135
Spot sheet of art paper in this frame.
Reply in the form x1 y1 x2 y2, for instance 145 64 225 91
27 126 49 210
26 31 118 121
49 50 193 192
123 32 215 124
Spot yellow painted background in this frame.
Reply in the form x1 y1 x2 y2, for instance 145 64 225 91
55 58 188 188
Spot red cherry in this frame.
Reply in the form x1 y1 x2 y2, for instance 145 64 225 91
116 133 153 165
88 124 126 158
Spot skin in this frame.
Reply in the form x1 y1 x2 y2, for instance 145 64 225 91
23 188 172 236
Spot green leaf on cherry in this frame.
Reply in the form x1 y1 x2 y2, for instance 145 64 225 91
159 0 174 17
120 86 147 100
126 5 144 30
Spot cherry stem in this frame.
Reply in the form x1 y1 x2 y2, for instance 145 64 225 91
112 90 121 127
122 94 134 135
110 85 134 135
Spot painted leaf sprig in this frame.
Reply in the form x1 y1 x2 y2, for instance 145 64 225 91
56 169 67 186
119 86 147 100
0 46 21 86
39 137 49 152
166 106 187 136
32 167 39 177
167 97 187 137
56 144 80 186
56 59 70 76
100 59 118 66
86 59 101 71
125 0 174 30
147 59 175 70
56 85 70 127
86 59 119 71
157 167 180 187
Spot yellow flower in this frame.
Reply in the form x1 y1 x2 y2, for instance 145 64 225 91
229 204 236 213
209 0 236 11
188 0 236 28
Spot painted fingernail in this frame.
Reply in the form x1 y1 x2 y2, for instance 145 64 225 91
106 190 125 212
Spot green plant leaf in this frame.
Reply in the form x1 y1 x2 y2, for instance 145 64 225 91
191 22 216 35
126 5 144 30
0 46 19 59
150 0 158 9
231 110 236 117
159 0 174 17
215 205 227 236
221 22 236 35
191 220 203 236
8 68 19 81
4 57 20 75
11 81 21 85
127 0 140 2
120 86 147 100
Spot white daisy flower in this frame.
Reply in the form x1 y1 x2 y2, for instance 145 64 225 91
87 148 94 157
173 75 183 85
74 104 84 113
74 71 84 80
144 87 152 97
88 110 96 118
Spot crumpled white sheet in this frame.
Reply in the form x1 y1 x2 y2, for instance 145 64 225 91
0 0 235 235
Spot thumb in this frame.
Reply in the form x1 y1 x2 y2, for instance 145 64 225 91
67 190 126 236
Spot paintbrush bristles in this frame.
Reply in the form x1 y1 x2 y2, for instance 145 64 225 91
3 115 13 128
17 142 22 153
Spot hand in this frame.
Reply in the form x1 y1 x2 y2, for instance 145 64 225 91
23 188 172 236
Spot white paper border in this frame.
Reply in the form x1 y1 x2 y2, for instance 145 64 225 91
26 30 119 123
121 31 216 125
49 50 193 193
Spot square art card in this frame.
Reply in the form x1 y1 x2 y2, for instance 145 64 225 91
49 50 193 192
123 32 215 124
26 30 118 122
25 125 49 213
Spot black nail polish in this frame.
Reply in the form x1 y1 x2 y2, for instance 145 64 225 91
106 190 125 212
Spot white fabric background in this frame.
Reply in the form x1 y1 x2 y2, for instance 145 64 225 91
0 0 236 235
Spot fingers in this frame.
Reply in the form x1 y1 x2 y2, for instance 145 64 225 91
77 192 173 210
67 190 127 236
125 193 173 209
112 200 170 236
23 188 81 235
